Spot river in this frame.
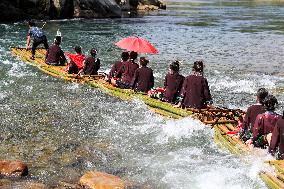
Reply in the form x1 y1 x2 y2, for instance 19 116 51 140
1 0 284 188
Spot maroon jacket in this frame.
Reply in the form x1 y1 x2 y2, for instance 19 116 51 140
163 72 184 103
45 44 66 64
243 104 266 131
252 112 281 142
116 61 139 84
269 118 284 159
109 61 124 79
180 72 212 109
83 56 100 75
131 66 154 93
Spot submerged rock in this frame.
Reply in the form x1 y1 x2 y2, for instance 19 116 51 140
79 171 125 189
0 160 28 177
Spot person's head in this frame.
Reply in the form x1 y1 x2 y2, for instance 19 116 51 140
75 46 82 54
129 51 138 62
139 57 149 67
54 36 61 45
263 95 278 111
28 20 35 27
169 61 180 74
256 88 268 105
90 48 97 57
192 60 204 73
121 51 129 61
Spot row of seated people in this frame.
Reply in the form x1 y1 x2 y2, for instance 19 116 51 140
108 51 213 109
45 36 100 75
45 37 213 110
238 88 284 159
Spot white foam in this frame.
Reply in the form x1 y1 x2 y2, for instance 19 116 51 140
65 83 80 90
211 74 276 94
155 117 207 144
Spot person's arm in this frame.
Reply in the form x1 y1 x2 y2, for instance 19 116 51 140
77 60 86 75
252 115 263 142
203 78 213 105
174 78 187 107
150 69 154 89
26 35 31 49
269 121 280 155
164 74 168 88
45 48 49 62
131 69 139 90
97 58 101 71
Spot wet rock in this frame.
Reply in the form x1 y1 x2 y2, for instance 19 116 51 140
0 179 49 189
79 171 125 189
74 0 122 18
0 160 28 176
137 0 166 10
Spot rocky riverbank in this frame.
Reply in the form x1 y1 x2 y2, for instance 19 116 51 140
0 0 166 22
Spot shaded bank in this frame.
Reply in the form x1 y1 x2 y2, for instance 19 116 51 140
0 0 166 22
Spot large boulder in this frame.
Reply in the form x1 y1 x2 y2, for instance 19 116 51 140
79 171 125 189
73 0 122 18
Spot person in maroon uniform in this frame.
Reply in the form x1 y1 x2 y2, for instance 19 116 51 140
79 48 100 75
247 95 280 148
163 61 184 103
239 88 268 142
108 51 129 80
269 114 284 159
175 60 212 109
112 51 139 89
45 36 66 66
131 57 154 93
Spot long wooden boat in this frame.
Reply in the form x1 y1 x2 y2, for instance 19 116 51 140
10 47 282 188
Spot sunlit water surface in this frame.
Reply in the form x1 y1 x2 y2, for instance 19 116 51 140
1 0 284 188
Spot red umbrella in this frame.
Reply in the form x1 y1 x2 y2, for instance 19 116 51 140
115 36 158 54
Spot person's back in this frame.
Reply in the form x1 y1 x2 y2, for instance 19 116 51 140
269 118 284 159
163 61 184 103
251 95 280 147
67 46 85 74
26 21 49 59
181 73 211 109
45 36 66 66
131 57 154 93
83 48 100 75
109 52 129 79
119 60 139 83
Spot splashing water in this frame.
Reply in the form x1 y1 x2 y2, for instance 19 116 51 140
1 0 284 188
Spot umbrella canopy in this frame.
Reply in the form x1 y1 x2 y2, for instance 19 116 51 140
115 36 158 54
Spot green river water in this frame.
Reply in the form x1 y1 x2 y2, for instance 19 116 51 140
1 0 284 188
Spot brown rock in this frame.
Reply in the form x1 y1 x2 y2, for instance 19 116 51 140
0 160 28 176
79 171 125 189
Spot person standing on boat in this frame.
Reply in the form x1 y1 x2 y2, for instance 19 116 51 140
26 21 49 60
163 61 184 103
269 113 284 159
67 46 85 74
131 57 154 93
246 95 280 148
45 36 66 66
79 48 100 75
111 51 139 89
239 88 268 142
108 51 129 81
175 60 212 109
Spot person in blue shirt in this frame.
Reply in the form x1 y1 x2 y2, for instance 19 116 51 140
26 21 49 60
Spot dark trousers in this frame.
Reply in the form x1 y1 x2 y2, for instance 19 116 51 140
32 35 49 57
